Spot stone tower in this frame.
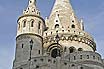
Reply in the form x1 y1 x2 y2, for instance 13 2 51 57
43 0 96 58
13 0 104 69
13 0 45 68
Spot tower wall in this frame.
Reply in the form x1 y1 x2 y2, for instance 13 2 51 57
43 0 96 58
43 29 96 56
13 34 43 68
13 0 45 68
17 15 45 36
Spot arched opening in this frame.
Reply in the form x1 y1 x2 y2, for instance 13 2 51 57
23 20 26 27
78 48 83 51
30 1 32 3
55 24 59 28
80 55 82 59
38 50 40 54
69 47 76 53
31 19 34 27
87 55 89 59
38 23 41 34
38 22 41 29
56 20 58 22
71 64 75 67
51 48 61 58
64 47 67 52
71 24 75 28
72 20 74 23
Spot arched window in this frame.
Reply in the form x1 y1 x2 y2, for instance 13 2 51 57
30 1 32 3
23 20 26 27
56 20 58 22
22 44 24 48
57 14 59 16
93 56 95 59
48 59 51 62
64 47 67 52
36 65 39 68
55 24 59 28
40 58 43 61
72 20 74 23
38 21 41 29
38 23 40 29
34 9 35 12
80 55 82 59
69 47 76 53
34 59 37 62
87 55 89 59
31 19 34 27
71 64 75 67
74 56 76 60
71 24 75 28
78 48 83 51
38 50 40 54
64 63 67 65
51 48 61 58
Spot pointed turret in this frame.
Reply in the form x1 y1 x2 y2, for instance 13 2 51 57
17 0 45 36
46 0 81 30
13 0 46 68
23 0 40 15
28 0 36 6
53 11 62 29
43 0 96 58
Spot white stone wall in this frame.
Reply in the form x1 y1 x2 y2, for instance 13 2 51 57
13 52 104 69
17 15 45 36
14 34 43 68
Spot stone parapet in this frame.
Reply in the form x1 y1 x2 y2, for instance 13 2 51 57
65 51 103 63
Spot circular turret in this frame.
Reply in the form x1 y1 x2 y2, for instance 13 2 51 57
43 0 96 58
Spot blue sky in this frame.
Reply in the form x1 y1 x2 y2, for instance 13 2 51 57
0 0 104 69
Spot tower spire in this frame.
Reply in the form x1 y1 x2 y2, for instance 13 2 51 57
50 0 73 17
17 0 45 36
23 0 40 15
28 0 36 6
47 0 82 30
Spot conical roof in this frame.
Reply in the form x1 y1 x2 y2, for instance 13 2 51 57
23 0 40 16
47 0 81 30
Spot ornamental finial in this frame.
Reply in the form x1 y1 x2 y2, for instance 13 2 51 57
28 0 36 6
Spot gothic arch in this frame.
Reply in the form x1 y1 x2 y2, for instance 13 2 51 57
23 19 27 27
47 43 63 52
55 24 59 28
69 46 76 53
78 48 83 51
47 43 63 58
30 19 34 27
